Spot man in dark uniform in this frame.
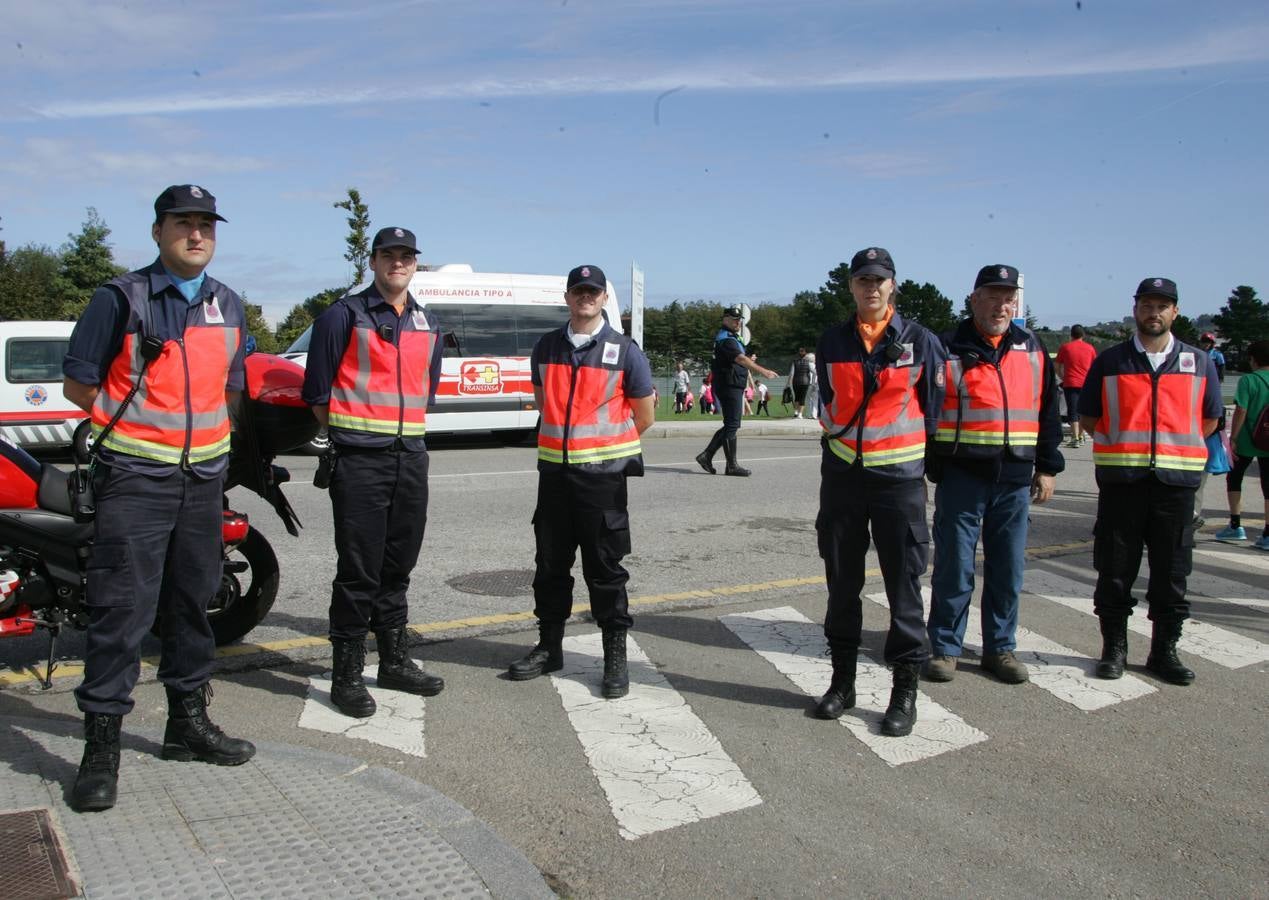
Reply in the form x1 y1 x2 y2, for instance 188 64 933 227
813 247 945 736
507 264 655 698
696 306 777 476
302 227 446 718
925 265 1064 685
62 184 255 812
1079 277 1222 685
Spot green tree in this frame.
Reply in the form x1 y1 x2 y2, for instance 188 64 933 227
1212 285 1268 364
243 302 279 353
1171 313 1199 345
275 285 346 349
895 280 955 334
0 244 63 320
54 207 126 319
333 187 371 285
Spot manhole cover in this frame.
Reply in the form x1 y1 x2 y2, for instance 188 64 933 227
447 569 535 597
0 808 78 899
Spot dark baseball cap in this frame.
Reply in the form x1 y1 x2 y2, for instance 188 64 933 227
567 264 607 291
371 227 420 254
849 247 895 279
974 264 1020 290
154 184 226 222
722 306 743 319
1133 277 1179 303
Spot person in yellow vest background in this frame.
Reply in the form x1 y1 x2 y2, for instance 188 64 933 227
302 227 446 718
1078 277 1223 685
924 264 1064 686
507 264 655 699
62 184 254 812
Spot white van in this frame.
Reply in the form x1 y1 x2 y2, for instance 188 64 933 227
0 321 86 452
283 264 623 444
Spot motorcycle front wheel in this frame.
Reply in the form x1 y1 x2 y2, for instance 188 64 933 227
150 526 280 646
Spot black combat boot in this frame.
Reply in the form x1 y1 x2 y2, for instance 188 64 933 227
1095 616 1128 680
601 627 629 699
880 663 920 737
722 438 751 477
508 622 566 680
161 684 256 765
376 625 445 696
71 712 122 812
696 433 723 474
1146 620 1195 685
814 648 857 719
330 636 376 717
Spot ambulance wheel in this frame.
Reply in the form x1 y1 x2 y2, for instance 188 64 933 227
72 420 94 464
150 527 279 646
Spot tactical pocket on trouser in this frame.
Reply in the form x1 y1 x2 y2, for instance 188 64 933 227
84 539 136 608
600 509 632 557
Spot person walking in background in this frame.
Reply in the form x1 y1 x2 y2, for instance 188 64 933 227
1055 324 1097 447
787 347 814 418
812 247 944 736
755 380 771 416
924 264 1064 686
803 351 820 419
1215 339 1269 548
508 264 655 699
696 306 777 476
673 361 690 414
1079 277 1222 686
701 375 714 415
1199 333 1226 382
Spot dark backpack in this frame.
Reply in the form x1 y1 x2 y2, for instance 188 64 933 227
1248 371 1269 453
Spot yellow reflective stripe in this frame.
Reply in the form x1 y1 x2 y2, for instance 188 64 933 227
860 444 925 466
538 439 642 464
328 412 426 436
828 440 858 465
96 429 229 464
1095 450 1206 470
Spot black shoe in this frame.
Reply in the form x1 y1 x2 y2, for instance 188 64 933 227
601 627 629 699
880 663 920 737
376 625 445 696
722 438 750 476
1146 622 1195 685
509 622 566 681
814 648 857 719
695 450 716 474
330 636 377 717
161 684 256 766
71 712 122 812
1095 616 1128 680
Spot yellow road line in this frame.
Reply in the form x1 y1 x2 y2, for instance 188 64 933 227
0 541 1093 688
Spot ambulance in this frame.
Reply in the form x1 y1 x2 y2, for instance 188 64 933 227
0 321 87 454
282 264 624 446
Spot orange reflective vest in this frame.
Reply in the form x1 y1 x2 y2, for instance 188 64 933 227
818 313 942 479
1090 341 1210 486
536 326 643 475
91 271 241 467
933 331 1045 460
327 298 436 442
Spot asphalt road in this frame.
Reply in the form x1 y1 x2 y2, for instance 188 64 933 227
2 432 1266 898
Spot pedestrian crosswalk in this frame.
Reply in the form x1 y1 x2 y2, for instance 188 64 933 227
297 552 1267 841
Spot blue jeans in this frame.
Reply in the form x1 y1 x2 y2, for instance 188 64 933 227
927 470 1031 657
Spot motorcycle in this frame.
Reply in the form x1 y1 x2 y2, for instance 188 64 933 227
0 353 319 688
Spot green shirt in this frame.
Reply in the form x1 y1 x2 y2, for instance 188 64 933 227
1233 369 1269 457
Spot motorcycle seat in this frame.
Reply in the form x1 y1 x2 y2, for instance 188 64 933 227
36 465 74 517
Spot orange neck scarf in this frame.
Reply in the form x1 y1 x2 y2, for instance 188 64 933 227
856 306 895 353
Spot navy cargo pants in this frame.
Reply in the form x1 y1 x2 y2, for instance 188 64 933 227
817 466 930 665
532 469 634 629
76 466 224 716
327 446 429 640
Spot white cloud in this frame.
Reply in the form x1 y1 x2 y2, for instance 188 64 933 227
0 138 270 179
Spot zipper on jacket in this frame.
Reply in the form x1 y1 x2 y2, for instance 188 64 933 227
563 344 583 466
993 355 1011 449
178 338 193 471
395 324 405 440
1149 367 1160 469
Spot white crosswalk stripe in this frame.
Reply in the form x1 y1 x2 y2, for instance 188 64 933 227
1023 566 1269 668
299 665 428 757
550 632 762 840
1192 548 1269 611
867 590 1157 711
720 606 988 766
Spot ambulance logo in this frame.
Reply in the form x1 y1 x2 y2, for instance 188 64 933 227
999 267 1010 279
190 186 204 198
581 267 591 277
459 359 502 394
1153 278 1163 288
1178 352 1196 373
895 343 914 367
204 295 224 324
24 385 47 407
866 249 877 260
394 228 404 237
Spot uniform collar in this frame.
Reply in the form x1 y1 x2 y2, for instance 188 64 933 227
148 258 210 301
361 284 418 314
1132 332 1175 358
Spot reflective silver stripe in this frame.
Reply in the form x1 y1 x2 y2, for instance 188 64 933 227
330 386 412 407
957 407 1040 424
352 327 375 396
95 393 224 429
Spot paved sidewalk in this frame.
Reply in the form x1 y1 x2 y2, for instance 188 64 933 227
1 714 553 900
642 415 822 440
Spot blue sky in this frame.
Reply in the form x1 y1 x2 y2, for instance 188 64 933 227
2 0 1267 328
